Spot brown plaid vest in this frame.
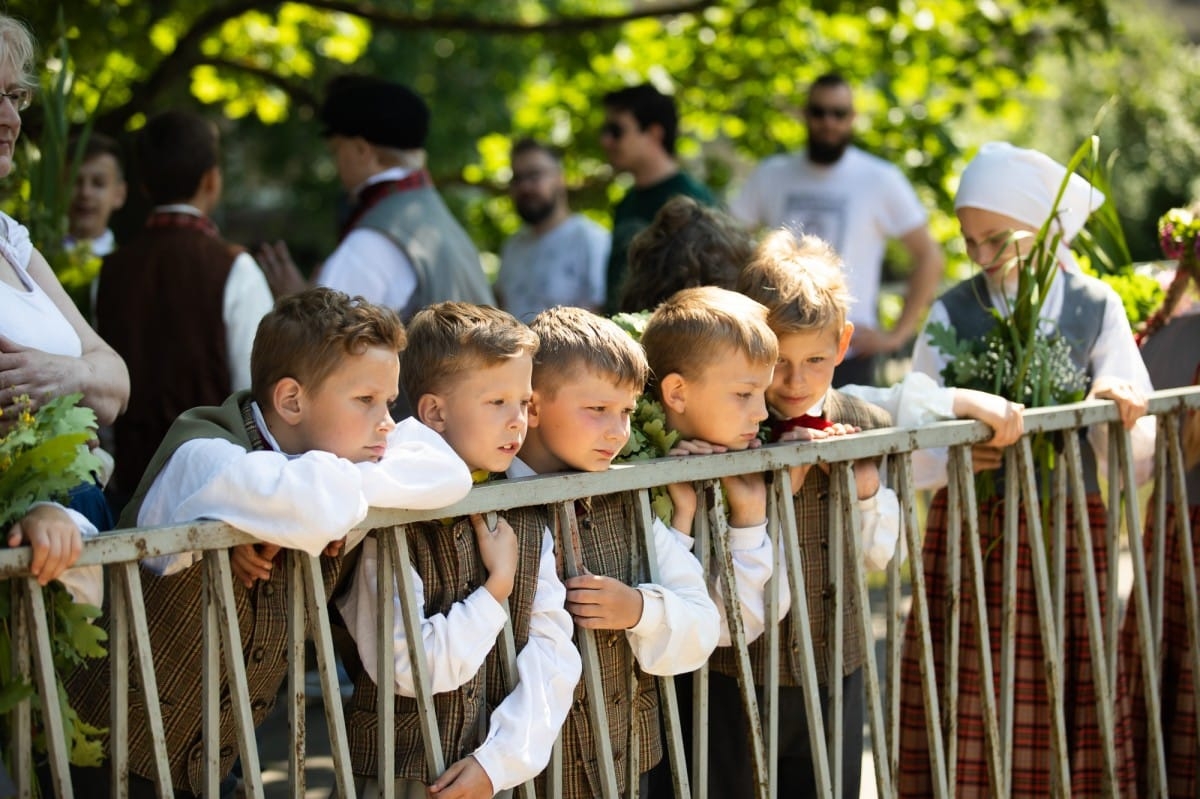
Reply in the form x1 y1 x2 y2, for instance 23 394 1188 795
711 389 892 688
550 493 662 799
346 508 546 781
65 392 347 793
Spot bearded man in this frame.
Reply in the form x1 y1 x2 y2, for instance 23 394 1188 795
495 139 610 321
730 72 944 386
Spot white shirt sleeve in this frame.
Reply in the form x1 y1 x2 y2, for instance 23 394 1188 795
880 165 929 238
672 522 792 647
335 535 509 696
624 518 721 674
838 372 957 428
910 301 954 490
858 487 904 571
728 165 767 227
472 530 582 790
318 228 417 311
222 253 275 392
585 221 612 310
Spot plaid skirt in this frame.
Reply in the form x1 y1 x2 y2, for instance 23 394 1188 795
896 490 1136 798
1119 501 1200 798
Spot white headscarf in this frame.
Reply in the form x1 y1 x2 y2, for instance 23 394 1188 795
954 142 1105 272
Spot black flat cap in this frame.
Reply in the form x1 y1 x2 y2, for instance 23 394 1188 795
318 75 430 150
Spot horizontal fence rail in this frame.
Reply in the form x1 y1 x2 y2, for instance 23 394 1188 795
3 387 1199 798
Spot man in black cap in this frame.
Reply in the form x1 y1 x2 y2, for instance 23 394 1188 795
257 75 494 319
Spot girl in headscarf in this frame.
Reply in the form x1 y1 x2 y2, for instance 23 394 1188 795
896 143 1154 797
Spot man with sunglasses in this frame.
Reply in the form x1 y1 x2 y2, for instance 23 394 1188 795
600 83 716 313
731 72 943 387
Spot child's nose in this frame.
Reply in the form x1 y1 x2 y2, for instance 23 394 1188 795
750 394 769 424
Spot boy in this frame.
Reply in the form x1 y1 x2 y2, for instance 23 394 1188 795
336 302 581 799
65 288 472 797
96 110 274 513
66 132 126 261
520 305 738 798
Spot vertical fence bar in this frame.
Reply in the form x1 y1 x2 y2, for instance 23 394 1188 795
691 486 712 799
117 562 173 794
375 531 397 799
24 580 73 797
1152 430 1168 652
764 472 783 799
202 554 222 799
1061 427 1119 794
1000 449 1018 786
10 580 29 797
1054 462 1068 661
1115 425 1169 795
625 499 645 799
287 552 307 797
943 447 963 790
632 490 691 799
1015 437 1072 795
1106 424 1120 693
827 470 845 799
108 565 129 798
555 501 620 799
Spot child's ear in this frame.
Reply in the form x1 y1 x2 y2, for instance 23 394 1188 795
659 373 687 414
272 378 304 424
416 393 447 432
527 390 544 429
834 322 855 365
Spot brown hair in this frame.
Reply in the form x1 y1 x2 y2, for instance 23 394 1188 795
738 229 851 335
251 288 405 409
617 196 753 313
529 306 647 397
401 302 538 407
641 286 777 398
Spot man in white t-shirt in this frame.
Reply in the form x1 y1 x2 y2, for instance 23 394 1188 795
496 139 609 321
731 73 944 386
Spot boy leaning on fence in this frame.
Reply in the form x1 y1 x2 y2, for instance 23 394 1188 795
63 288 473 798
335 302 581 799
519 306 731 798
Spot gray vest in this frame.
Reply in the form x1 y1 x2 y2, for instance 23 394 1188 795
940 270 1108 492
1140 313 1200 504
357 185 496 320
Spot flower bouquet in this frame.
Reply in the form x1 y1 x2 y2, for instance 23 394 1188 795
1135 205 1200 344
0 394 108 770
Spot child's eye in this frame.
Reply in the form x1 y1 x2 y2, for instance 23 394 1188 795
737 392 753 399
357 396 374 405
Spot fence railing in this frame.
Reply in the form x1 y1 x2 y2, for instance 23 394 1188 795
4 387 1199 798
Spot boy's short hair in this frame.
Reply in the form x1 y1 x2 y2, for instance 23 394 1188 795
602 83 678 156
251 288 405 409
136 110 219 205
401 302 538 407
618 196 753 313
73 132 125 176
641 286 778 398
738 229 851 334
528 306 648 398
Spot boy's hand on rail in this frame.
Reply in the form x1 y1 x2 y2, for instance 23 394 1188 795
952 388 1024 447
664 481 697 534
428 755 494 799
322 536 347 557
8 504 82 586
230 543 276 588
1089 377 1147 430
722 472 767 527
853 460 881 501
472 514 517 603
970 445 1005 473
565 574 645 630
668 438 728 456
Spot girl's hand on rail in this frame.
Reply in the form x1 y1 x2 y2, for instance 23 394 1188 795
1089 377 1147 430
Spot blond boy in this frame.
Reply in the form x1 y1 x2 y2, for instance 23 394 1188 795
337 302 580 799
520 306 725 798
66 288 472 796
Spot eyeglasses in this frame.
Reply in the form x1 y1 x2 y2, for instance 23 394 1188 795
510 169 549 187
805 104 851 121
600 121 627 140
0 88 31 112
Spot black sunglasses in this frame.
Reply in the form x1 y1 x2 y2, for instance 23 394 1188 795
601 121 627 139
806 104 852 120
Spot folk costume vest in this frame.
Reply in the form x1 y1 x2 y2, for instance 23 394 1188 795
346 509 546 782
940 270 1107 492
551 493 662 799
65 392 347 793
712 390 892 688
352 179 495 320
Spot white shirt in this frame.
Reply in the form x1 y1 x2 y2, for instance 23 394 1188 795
910 270 1156 490
496 214 610 322
0 212 81 359
337 456 581 791
730 147 928 332
317 168 419 313
138 412 472 575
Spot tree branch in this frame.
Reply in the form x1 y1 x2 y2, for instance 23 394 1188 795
198 57 321 110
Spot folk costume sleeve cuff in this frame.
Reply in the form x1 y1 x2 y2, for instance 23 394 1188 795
356 418 473 510
859 487 904 571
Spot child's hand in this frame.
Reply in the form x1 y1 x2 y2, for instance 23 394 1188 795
853 460 880 500
7 505 82 586
230 543 277 589
971 445 1005 473
952 388 1025 447
1089 377 1148 430
665 481 697 533
721 472 767 527
323 536 347 558
668 438 728 456
565 573 644 630
429 755 494 799
471 514 517 603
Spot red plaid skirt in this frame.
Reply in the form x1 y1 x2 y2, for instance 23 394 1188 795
897 490 1136 798
1119 501 1200 798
